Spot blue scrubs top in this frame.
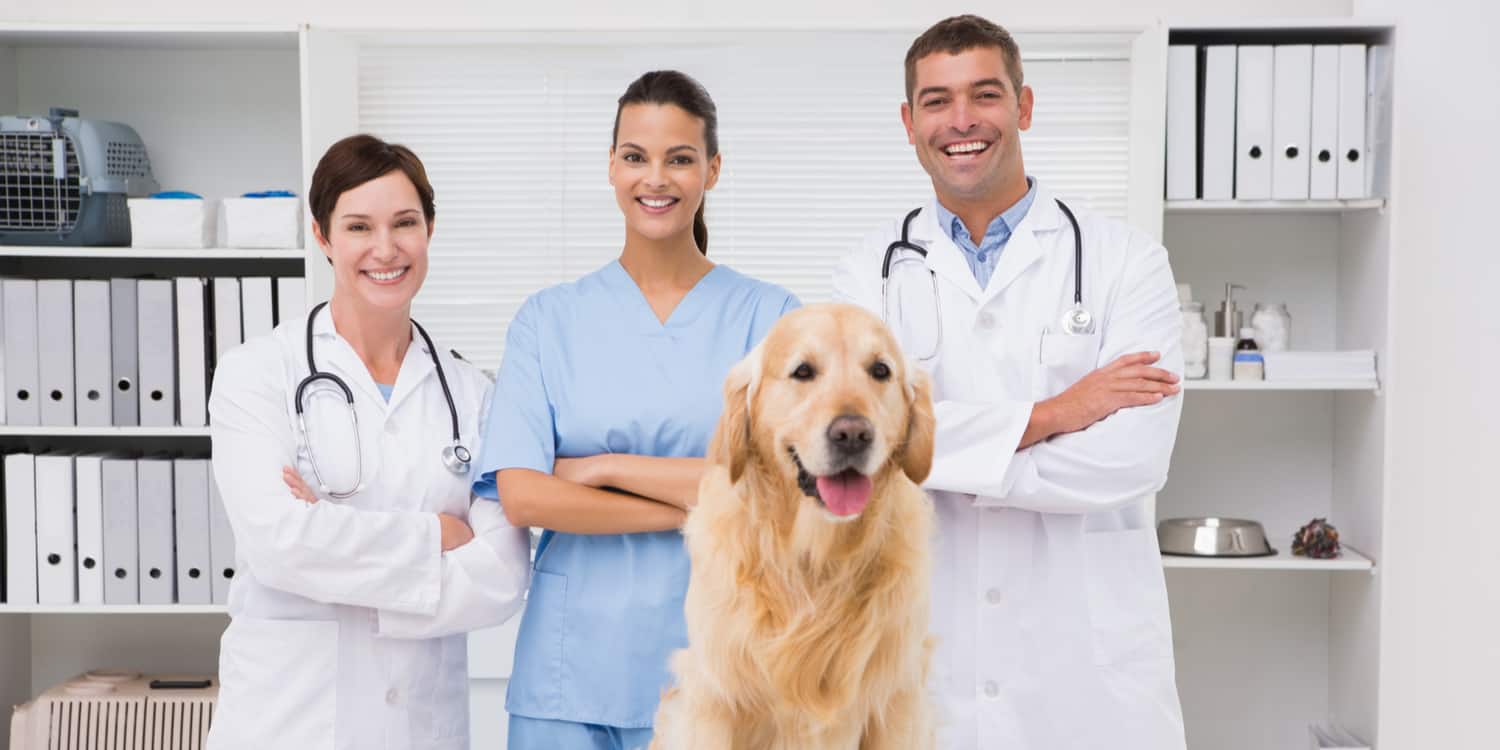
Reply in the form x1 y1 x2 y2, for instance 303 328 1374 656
473 260 799 728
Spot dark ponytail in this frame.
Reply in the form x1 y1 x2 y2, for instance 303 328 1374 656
612 70 719 256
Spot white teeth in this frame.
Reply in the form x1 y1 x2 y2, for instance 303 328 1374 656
366 268 406 282
944 141 990 155
640 198 676 208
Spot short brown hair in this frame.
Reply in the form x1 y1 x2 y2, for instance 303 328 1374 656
904 15 1024 104
309 134 435 240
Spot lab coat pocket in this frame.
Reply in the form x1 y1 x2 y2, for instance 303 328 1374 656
214 616 339 749
506 570 566 716
1083 527 1173 667
1038 331 1100 397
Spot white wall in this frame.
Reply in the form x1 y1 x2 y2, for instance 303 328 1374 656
6 0 1349 28
1352 0 1500 748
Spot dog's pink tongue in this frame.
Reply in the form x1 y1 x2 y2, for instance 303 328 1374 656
815 472 873 516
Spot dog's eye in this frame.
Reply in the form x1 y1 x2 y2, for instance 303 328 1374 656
869 362 892 381
791 363 816 381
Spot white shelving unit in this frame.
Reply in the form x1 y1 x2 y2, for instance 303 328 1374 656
1183 379 1379 391
1162 547 1374 572
0 604 227 614
0 24 307 731
1156 21 1393 750
0 247 307 259
1166 198 1385 213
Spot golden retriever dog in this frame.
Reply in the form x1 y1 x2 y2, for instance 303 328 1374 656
650 303 937 750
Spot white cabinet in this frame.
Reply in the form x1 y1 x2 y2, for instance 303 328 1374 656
1155 21 1395 750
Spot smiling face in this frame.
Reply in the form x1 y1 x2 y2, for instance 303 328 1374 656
901 46 1033 205
609 103 721 245
312 169 432 313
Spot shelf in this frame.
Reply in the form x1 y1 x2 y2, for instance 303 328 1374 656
1184 379 1379 391
1165 199 1385 214
0 604 226 614
1163 546 1373 572
0 426 210 437
0 247 305 260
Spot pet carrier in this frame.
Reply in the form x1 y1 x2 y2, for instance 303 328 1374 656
0 107 159 246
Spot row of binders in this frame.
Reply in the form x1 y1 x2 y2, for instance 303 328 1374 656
3 453 235 606
1 276 304 427
1166 43 1392 201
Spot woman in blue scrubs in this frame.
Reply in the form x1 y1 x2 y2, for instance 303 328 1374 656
473 70 800 750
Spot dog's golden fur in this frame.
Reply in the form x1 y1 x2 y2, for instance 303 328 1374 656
651 303 937 750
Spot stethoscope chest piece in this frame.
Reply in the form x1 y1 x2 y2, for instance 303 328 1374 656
442 443 472 475
1061 304 1095 335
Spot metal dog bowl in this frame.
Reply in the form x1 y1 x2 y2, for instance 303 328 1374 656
1157 517 1276 557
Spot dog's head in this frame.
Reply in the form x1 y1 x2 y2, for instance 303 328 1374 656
709 303 935 522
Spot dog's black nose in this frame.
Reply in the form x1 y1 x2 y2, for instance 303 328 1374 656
827 415 874 456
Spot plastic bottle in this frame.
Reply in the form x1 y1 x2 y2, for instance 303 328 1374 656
1233 327 1265 381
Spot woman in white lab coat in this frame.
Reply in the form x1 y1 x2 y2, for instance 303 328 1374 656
205 134 531 750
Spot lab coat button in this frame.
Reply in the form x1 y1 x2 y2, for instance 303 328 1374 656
384 421 399 436
385 687 399 705
985 588 1002 605
982 680 1000 698
978 312 996 329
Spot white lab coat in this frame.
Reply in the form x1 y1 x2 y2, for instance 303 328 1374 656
832 182 1187 750
205 306 531 750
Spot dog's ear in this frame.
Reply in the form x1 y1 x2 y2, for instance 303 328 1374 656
709 345 761 483
900 366 936 485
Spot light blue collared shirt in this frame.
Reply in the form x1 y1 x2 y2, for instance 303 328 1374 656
934 176 1037 289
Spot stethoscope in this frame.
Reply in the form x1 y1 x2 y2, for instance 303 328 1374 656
295 301 471 499
881 198 1091 359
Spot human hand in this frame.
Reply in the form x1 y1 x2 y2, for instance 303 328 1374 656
438 513 475 551
1038 351 1180 437
554 456 609 488
283 466 318 503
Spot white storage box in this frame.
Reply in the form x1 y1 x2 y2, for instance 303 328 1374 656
220 192 302 249
127 195 214 248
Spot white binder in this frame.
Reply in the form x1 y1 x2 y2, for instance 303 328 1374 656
3 279 40 426
136 458 176 605
1201 46 1237 201
101 458 139 605
1337 44 1368 199
75 455 106 605
276 277 306 327
109 279 139 426
241 277 275 341
212 276 243 362
172 458 213 605
37 281 76 426
208 465 237 605
4 453 37 604
1365 44 1393 199
73 280 114 426
175 278 209 428
1309 45 1341 200
1272 45 1313 200
1165 45 1198 200
34 454 77 604
136 280 178 427
1234 45 1274 200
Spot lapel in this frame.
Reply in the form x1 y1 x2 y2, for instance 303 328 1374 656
908 197 983 303
310 305 434 414
979 182 1069 309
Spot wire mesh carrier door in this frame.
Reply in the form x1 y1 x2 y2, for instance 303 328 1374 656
0 107 158 246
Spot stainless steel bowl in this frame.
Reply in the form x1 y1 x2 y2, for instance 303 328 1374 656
1157 517 1276 557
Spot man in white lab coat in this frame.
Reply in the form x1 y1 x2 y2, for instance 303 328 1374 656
832 15 1188 749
